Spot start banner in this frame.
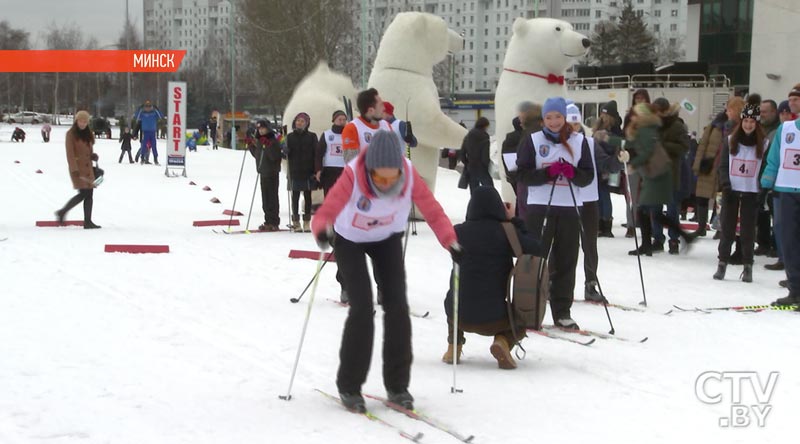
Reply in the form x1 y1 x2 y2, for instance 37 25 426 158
167 82 187 172
0 50 186 72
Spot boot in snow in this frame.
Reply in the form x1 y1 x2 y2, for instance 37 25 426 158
713 261 727 280
489 335 517 369
741 264 753 283
387 390 414 410
441 343 463 364
338 392 366 413
584 281 605 302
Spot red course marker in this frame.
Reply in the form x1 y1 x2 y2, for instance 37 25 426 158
288 249 335 262
36 220 83 227
105 244 170 254
223 209 244 216
193 219 240 227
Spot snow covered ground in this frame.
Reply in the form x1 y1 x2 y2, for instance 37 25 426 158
0 124 796 444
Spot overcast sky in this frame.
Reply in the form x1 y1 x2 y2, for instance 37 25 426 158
2 0 144 48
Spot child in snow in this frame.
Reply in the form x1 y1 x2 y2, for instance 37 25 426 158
119 127 134 163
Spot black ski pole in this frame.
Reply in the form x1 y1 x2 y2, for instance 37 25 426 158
290 254 331 303
623 160 648 307
225 146 250 232
244 172 260 232
566 174 615 335
403 98 418 236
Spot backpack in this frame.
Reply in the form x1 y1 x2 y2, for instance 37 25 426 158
500 222 549 332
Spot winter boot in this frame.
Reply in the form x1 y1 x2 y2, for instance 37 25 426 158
584 281 605 303
668 239 680 255
554 316 580 331
290 218 301 232
741 264 753 283
489 335 517 370
153 156 160 166
625 227 636 238
772 294 800 306
84 221 102 229
339 290 349 304
765 261 784 271
713 261 727 280
692 205 708 236
651 240 665 253
302 220 311 232
598 219 614 238
338 392 366 413
387 390 414 410
779 280 789 288
441 343 463 364
55 209 66 226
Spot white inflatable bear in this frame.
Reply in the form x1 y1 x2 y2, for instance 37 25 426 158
283 61 357 138
368 12 466 192
494 18 590 204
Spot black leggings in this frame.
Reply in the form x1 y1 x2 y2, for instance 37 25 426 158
61 188 94 222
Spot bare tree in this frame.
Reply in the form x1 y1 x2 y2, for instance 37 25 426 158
241 0 356 109
0 21 31 113
655 36 686 66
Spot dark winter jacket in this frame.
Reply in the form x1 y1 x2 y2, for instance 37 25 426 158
628 115 672 206
460 127 491 175
623 89 651 132
658 111 690 187
501 117 523 186
248 129 284 175
119 132 133 151
286 114 319 187
602 100 623 135
444 186 541 324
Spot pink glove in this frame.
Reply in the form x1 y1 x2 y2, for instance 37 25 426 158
547 163 563 178
560 162 575 180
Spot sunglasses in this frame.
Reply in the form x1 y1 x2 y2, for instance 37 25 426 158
370 170 401 186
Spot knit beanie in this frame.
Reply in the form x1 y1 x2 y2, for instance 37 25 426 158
365 130 403 170
331 110 347 122
542 97 567 117
741 104 761 121
565 103 581 123
789 83 800 98
778 100 791 114
383 101 395 116
74 110 90 122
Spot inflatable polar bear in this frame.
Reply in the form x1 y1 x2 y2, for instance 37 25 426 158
494 18 590 204
368 12 467 192
283 61 357 138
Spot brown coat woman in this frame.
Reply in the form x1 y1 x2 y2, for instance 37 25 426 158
56 110 101 229
691 96 744 235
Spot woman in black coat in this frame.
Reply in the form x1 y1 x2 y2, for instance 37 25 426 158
460 117 493 193
285 112 318 231
443 186 540 369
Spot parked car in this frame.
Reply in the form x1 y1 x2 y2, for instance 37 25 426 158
91 117 113 139
6 111 43 124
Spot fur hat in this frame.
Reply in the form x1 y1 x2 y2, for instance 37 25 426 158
383 101 395 116
74 110 90 123
741 104 761 122
543 97 567 117
365 130 403 170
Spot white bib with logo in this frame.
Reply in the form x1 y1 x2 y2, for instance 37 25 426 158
351 118 392 152
322 129 344 168
527 131 584 207
728 136 765 193
775 122 800 188
334 158 414 243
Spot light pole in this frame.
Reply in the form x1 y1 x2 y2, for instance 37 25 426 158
126 0 132 126
361 0 367 87
230 0 236 150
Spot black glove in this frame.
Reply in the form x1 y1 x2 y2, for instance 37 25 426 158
449 242 464 264
266 131 276 140
91 153 99 161
316 225 335 251
403 121 414 145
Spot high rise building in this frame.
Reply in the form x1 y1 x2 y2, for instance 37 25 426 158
142 0 246 80
360 0 688 94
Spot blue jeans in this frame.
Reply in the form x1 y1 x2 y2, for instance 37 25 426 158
653 190 683 243
598 182 613 220
774 194 784 262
